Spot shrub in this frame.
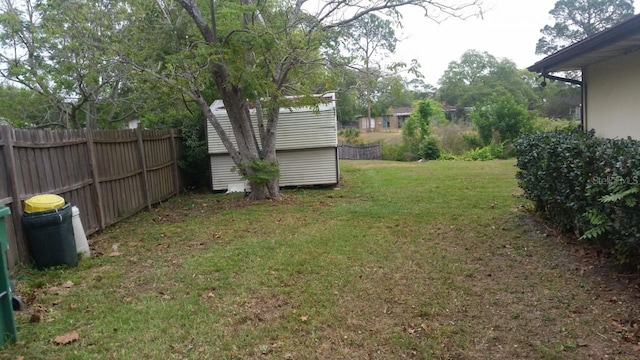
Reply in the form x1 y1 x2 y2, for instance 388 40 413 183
401 99 443 161
338 128 361 144
178 114 210 189
381 142 419 162
470 95 533 146
438 143 505 161
461 131 483 150
419 134 441 160
432 123 475 155
438 152 460 161
531 117 580 132
516 129 640 267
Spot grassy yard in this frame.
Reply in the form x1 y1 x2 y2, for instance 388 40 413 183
3 160 640 359
359 131 403 145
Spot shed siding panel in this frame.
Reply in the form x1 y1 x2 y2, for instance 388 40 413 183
210 148 338 191
584 50 640 140
207 110 336 154
275 111 337 150
210 155 243 191
277 148 338 186
206 117 235 154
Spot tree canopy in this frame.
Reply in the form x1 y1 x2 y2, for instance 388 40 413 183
0 0 137 129
535 0 635 55
437 50 536 109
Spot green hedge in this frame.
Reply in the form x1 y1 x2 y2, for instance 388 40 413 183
515 129 640 267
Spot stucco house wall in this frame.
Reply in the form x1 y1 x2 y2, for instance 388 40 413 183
583 50 640 139
528 14 640 140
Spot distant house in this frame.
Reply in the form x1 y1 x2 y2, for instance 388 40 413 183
357 106 413 132
206 94 339 191
528 14 640 139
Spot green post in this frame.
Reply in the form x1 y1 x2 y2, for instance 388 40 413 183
0 205 17 346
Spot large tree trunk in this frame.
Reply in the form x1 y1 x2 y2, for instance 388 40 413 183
247 177 280 200
197 66 282 200
201 99 281 200
221 91 281 200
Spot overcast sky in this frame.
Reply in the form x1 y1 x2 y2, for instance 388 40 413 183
392 0 564 86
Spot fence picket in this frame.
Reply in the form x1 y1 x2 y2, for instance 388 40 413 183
0 126 183 269
338 142 382 160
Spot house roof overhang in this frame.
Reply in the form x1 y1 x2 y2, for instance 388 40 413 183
528 14 640 74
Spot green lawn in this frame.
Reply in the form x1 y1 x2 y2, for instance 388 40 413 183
3 160 640 359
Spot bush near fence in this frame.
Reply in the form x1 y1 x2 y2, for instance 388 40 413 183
0 125 183 268
515 129 640 267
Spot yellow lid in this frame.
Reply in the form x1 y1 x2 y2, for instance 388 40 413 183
24 194 65 213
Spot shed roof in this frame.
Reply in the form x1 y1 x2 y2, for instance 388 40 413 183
528 14 640 73
210 93 335 114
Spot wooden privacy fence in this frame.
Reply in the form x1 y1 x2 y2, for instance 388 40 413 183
338 142 382 160
0 125 183 269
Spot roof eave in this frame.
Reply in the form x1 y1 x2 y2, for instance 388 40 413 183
527 14 640 73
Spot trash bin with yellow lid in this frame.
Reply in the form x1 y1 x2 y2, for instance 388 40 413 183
22 195 77 269
24 194 66 213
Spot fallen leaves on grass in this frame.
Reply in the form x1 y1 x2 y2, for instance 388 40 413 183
53 331 79 345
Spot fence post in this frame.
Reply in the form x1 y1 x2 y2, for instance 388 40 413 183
136 128 152 210
84 129 105 231
0 125 26 265
169 129 180 196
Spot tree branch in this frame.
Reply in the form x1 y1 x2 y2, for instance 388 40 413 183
176 0 216 43
321 0 482 30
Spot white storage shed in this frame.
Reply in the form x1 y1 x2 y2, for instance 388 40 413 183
207 94 339 191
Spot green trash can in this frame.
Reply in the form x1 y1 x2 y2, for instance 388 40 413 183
22 195 77 269
0 204 17 346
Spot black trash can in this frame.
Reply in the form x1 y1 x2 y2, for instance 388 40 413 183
23 203 77 269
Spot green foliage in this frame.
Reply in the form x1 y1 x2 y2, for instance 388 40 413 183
581 209 607 240
470 95 533 146
419 134 441 160
532 82 582 120
400 99 444 161
437 50 537 108
177 115 210 189
439 143 504 161
536 0 635 55
461 131 483 150
431 123 476 155
438 152 460 160
516 129 640 267
369 74 418 117
0 0 134 129
338 128 361 144
235 159 281 187
0 85 45 127
462 143 504 161
380 142 418 162
531 117 580 132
